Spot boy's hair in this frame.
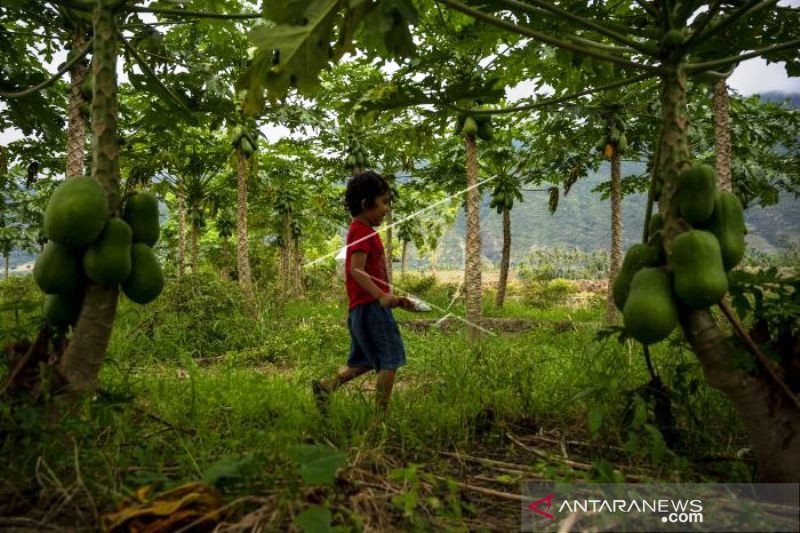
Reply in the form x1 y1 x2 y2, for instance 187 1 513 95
345 171 390 216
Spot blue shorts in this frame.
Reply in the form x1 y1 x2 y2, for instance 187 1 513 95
347 301 406 371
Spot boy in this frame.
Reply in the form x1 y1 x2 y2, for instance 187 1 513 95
312 171 411 414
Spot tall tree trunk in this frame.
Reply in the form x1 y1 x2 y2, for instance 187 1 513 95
713 79 733 193
385 208 393 286
191 223 199 273
177 193 186 277
292 233 304 296
495 207 511 308
59 3 120 392
660 65 800 482
236 152 253 294
401 240 408 277
4 252 9 279
280 212 290 299
66 28 88 179
606 149 623 324
464 133 482 342
221 239 230 279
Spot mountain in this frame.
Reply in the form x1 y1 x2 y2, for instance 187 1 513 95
408 166 800 269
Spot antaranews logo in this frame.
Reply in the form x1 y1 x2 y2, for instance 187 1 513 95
527 494 556 520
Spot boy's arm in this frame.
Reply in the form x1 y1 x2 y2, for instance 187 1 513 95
350 251 398 308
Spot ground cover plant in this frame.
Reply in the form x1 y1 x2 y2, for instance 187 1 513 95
1 0 799 530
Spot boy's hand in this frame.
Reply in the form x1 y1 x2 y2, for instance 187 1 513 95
379 293 399 308
397 297 415 311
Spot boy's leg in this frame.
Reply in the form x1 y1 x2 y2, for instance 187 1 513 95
375 369 397 413
320 366 371 392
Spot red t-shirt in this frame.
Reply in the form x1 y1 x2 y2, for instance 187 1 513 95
345 219 389 310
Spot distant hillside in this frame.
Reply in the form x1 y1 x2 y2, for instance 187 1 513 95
407 166 800 269
759 91 800 107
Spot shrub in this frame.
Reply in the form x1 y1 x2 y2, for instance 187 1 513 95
521 278 577 308
396 272 437 296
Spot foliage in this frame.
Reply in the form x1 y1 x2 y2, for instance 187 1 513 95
518 247 609 281
520 278 577 308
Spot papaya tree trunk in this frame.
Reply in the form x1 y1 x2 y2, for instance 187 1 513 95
464 133 482 342
606 148 623 324
66 28 88 179
58 3 120 392
177 192 186 277
191 222 199 273
280 212 290 299
236 152 253 293
401 240 408 277
495 207 511 308
221 238 230 279
292 233 304 296
713 78 733 193
660 65 800 482
4 252 9 279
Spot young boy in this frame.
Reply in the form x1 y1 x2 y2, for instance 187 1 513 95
312 171 411 414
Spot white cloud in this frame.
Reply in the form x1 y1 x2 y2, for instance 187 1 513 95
728 58 799 96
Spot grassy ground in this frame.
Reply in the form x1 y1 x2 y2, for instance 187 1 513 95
0 272 755 531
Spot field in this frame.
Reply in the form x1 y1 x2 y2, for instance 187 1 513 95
1 271 753 531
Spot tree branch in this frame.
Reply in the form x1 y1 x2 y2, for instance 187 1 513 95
633 0 660 19
117 28 192 113
685 37 800 73
448 73 657 115
682 0 723 51
495 0 659 56
436 0 658 72
692 0 779 50
0 39 92 98
128 5 263 19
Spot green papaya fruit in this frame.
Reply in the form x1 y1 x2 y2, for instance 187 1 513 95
673 230 728 309
123 191 160 246
44 292 83 328
80 74 93 101
648 213 663 237
677 164 716 223
83 218 133 285
474 114 490 126
462 116 478 137
612 243 662 311
661 29 685 49
122 243 164 305
617 133 628 153
34 242 81 294
697 191 745 271
240 138 254 155
623 267 678 345
346 154 357 167
44 176 109 248
477 121 494 141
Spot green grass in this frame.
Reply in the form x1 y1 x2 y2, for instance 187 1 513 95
0 274 755 530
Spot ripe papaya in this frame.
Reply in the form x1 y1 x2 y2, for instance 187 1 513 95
697 191 745 270
604 144 615 159
462 116 478 137
672 230 728 309
612 243 662 311
44 176 109 248
34 242 81 294
623 267 678 345
83 218 133 285
677 164 716 223
44 292 83 328
122 243 164 304
123 191 160 246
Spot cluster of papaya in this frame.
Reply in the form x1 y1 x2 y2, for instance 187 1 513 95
230 127 258 156
79 72 93 120
33 177 164 328
455 113 493 141
594 116 628 160
489 184 520 214
614 163 746 345
344 139 370 171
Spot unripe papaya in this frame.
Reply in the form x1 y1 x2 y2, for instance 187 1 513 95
80 74 93 101
122 243 164 304
477 121 494 141
44 292 83 328
697 191 745 270
648 213 663 237
612 243 662 311
677 164 716 223
623 267 678 345
83 218 133 285
34 242 81 294
123 191 160 246
44 176 109 248
462 116 478 137
673 230 728 309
